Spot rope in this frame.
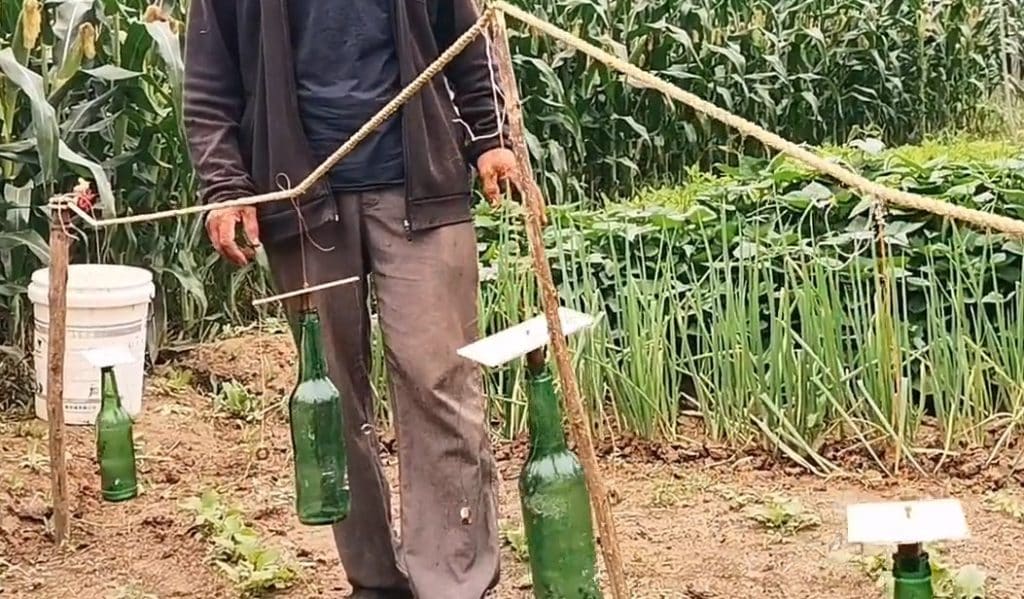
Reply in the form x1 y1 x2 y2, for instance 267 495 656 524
494 1 1024 239
56 9 496 228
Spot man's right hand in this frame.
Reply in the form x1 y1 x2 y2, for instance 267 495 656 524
206 206 261 266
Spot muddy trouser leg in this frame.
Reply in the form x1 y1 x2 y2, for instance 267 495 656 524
361 186 500 599
263 193 412 597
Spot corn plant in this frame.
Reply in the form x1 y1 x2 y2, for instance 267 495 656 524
505 0 1022 206
0 0 272 398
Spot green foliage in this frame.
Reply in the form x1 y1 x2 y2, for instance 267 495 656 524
983 489 1024 523
507 0 1024 204
854 545 987 599
744 493 820 536
180 490 299 596
0 0 271 368
211 379 263 423
499 522 530 562
473 139 1024 469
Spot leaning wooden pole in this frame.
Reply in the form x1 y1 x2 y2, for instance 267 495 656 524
490 12 629 598
46 202 72 545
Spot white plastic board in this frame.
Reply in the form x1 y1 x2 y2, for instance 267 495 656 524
81 346 135 369
846 498 969 545
457 308 595 368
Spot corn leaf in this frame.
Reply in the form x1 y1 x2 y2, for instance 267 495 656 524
58 140 115 214
0 48 59 185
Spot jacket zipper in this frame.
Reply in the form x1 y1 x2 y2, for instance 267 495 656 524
393 0 413 241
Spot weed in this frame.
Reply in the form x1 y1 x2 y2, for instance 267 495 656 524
181 490 299 596
744 493 821 536
649 476 710 508
714 486 758 510
212 381 263 423
19 440 48 473
499 522 529 562
162 368 195 394
2 473 24 494
11 421 45 439
983 490 1024 524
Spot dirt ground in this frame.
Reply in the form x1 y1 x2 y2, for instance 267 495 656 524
2 333 1024 599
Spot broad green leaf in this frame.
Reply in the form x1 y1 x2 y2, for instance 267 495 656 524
3 180 34 228
58 141 115 214
144 21 184 115
0 48 59 184
51 0 93 84
0 230 50 263
83 65 143 81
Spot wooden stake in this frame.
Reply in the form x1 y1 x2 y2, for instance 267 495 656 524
46 204 71 545
490 13 629 599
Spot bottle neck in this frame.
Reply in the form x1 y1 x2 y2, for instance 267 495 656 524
526 366 567 455
298 309 328 381
100 366 121 410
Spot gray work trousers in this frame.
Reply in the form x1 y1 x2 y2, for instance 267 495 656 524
264 187 499 599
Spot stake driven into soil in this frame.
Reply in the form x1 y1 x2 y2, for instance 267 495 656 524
45 205 72 545
491 12 629 599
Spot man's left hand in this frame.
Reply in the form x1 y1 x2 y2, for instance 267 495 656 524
477 148 518 207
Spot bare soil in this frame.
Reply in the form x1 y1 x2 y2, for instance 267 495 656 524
2 333 1023 599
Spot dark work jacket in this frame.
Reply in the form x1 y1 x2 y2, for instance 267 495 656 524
183 0 508 244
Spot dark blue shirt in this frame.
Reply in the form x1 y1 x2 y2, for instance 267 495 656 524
289 0 405 190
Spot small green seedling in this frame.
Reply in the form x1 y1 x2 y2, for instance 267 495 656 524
745 492 820 535
19 439 48 473
500 522 529 562
649 476 711 509
982 490 1024 524
212 380 262 423
162 367 195 394
181 490 299 596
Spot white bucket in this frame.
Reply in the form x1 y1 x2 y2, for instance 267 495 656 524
28 264 155 426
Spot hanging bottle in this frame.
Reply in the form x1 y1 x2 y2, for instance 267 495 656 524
519 357 602 599
289 307 350 525
95 365 138 502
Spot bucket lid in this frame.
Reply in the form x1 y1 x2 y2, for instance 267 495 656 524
30 264 153 291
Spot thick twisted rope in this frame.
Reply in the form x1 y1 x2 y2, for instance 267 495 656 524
495 1 1024 238
56 9 495 228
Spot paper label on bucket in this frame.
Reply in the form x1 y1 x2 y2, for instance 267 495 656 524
82 346 134 369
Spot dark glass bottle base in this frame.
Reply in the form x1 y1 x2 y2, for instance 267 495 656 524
297 502 350 526
102 486 138 502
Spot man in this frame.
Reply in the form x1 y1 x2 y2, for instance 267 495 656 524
182 0 516 597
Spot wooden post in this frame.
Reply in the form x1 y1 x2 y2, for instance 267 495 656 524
46 203 71 545
490 12 629 599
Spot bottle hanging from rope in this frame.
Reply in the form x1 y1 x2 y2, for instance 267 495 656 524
519 350 602 598
289 306 350 525
893 544 934 599
95 365 138 502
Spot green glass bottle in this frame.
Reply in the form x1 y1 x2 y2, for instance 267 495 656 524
519 360 602 599
893 545 934 599
289 308 350 525
95 366 138 502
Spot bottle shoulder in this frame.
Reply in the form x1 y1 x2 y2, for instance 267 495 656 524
291 377 341 402
520 449 585 483
96 406 133 427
